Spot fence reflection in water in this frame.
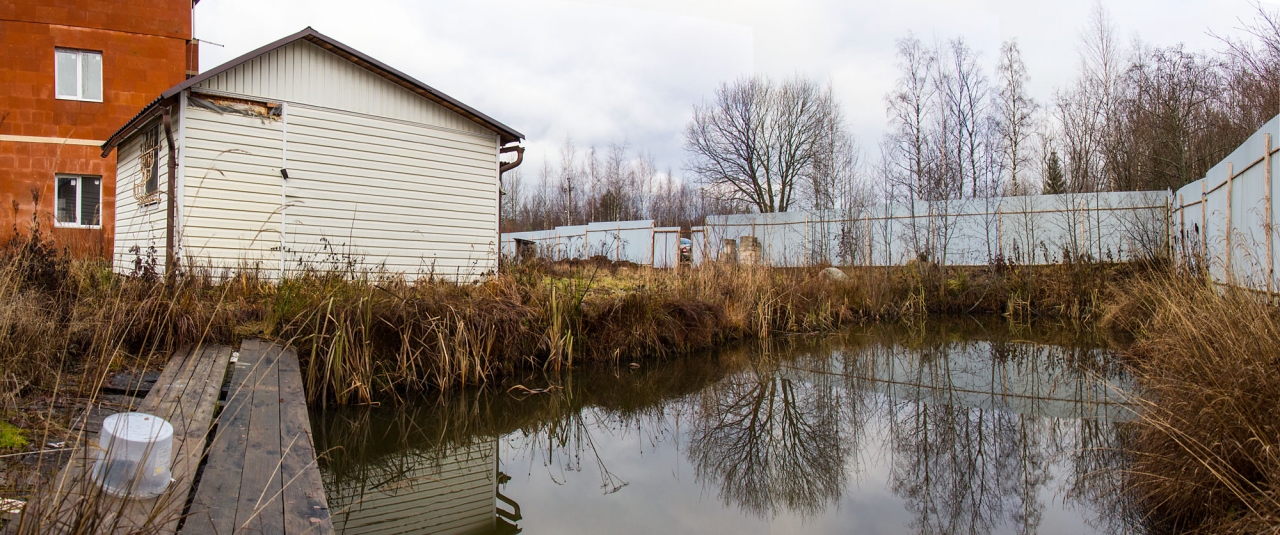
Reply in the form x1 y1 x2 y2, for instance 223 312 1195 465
313 323 1137 534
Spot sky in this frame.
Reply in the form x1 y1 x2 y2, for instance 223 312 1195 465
193 0 1274 179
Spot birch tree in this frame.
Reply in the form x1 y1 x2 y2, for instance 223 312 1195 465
996 40 1038 195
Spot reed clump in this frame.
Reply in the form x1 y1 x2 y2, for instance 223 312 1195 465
0 220 1142 411
1103 273 1280 533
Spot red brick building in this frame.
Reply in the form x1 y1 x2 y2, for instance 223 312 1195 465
0 0 198 255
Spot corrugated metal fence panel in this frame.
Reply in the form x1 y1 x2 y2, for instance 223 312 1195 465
196 40 492 138
703 191 1169 268
327 440 497 535
1174 115 1280 290
113 119 172 275
691 227 706 266
550 225 587 260
284 103 498 280
652 228 681 268
585 220 653 263
181 106 283 273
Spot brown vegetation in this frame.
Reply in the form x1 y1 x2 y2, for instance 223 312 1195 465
0 225 1138 416
8 225 1280 531
1103 274 1280 533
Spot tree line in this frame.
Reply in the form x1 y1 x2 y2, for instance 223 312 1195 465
500 3 1279 233
500 140 746 232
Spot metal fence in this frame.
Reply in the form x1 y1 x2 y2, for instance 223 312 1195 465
1172 115 1280 293
501 220 684 268
695 191 1169 268
500 188 1168 270
508 116 1280 279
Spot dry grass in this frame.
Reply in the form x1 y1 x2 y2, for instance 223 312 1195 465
1103 272 1280 533
0 225 1140 412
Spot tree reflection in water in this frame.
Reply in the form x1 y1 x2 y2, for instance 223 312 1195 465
688 343 847 519
313 321 1137 534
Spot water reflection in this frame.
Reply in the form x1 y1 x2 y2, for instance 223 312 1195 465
689 353 846 519
314 320 1137 534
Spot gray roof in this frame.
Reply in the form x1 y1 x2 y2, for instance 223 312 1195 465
102 27 523 156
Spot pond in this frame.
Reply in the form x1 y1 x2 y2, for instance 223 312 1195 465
311 320 1138 534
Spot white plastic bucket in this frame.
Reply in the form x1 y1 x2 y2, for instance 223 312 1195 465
91 412 173 499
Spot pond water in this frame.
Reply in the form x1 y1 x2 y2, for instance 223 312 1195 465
312 321 1138 534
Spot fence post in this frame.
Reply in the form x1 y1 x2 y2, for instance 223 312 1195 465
1178 193 1184 263
1165 193 1172 261
805 213 811 266
1201 180 1207 265
997 204 1003 259
1267 132 1273 300
864 212 871 267
1077 199 1085 258
1226 162 1233 284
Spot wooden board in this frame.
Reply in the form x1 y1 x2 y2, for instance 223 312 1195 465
184 339 332 535
10 344 232 534
181 344 256 534
277 347 333 532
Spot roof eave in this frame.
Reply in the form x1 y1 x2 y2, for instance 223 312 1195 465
102 27 523 155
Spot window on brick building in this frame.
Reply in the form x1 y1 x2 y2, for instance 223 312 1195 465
55 49 103 102
55 175 102 228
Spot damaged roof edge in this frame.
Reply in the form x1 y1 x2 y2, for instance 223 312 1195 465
101 26 523 157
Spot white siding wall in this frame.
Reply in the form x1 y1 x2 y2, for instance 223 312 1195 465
113 117 177 275
161 37 504 280
284 104 499 278
180 106 284 273
327 440 497 535
195 40 491 138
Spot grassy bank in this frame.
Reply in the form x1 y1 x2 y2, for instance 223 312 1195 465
1102 274 1280 533
7 227 1280 531
0 227 1134 412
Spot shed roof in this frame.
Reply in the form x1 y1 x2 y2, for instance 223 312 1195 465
102 27 523 156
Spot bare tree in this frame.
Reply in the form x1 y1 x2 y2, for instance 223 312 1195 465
939 38 994 198
996 40 1039 195
1054 2 1125 193
885 35 940 201
558 137 581 225
685 76 837 213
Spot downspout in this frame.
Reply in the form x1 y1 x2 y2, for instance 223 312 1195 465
499 145 524 175
162 105 178 281
498 144 524 269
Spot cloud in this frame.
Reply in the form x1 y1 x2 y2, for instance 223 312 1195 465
195 0 1266 178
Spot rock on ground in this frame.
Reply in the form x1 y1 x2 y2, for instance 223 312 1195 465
821 267 849 282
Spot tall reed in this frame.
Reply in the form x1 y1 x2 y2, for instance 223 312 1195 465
1103 273 1280 533
0 221 1137 410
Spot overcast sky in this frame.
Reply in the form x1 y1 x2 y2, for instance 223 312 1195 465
194 0 1273 179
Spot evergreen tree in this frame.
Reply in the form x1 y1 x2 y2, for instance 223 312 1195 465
1042 150 1066 194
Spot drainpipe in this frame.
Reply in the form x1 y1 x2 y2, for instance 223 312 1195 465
498 145 524 270
162 105 178 281
499 145 524 175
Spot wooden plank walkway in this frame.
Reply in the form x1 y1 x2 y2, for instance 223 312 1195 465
12 344 232 534
183 339 332 534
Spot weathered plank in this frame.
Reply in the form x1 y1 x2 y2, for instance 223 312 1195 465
11 344 231 534
277 346 333 534
235 341 285 534
182 344 257 534
182 339 332 535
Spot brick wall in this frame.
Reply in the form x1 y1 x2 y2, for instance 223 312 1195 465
0 0 192 255
0 144 115 256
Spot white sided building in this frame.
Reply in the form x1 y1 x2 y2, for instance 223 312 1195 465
102 27 523 280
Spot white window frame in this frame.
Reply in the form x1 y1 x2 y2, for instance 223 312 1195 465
54 48 103 102
54 174 103 229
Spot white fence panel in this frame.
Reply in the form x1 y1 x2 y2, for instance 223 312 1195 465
1174 115 1280 291
702 190 1169 268
652 227 681 268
